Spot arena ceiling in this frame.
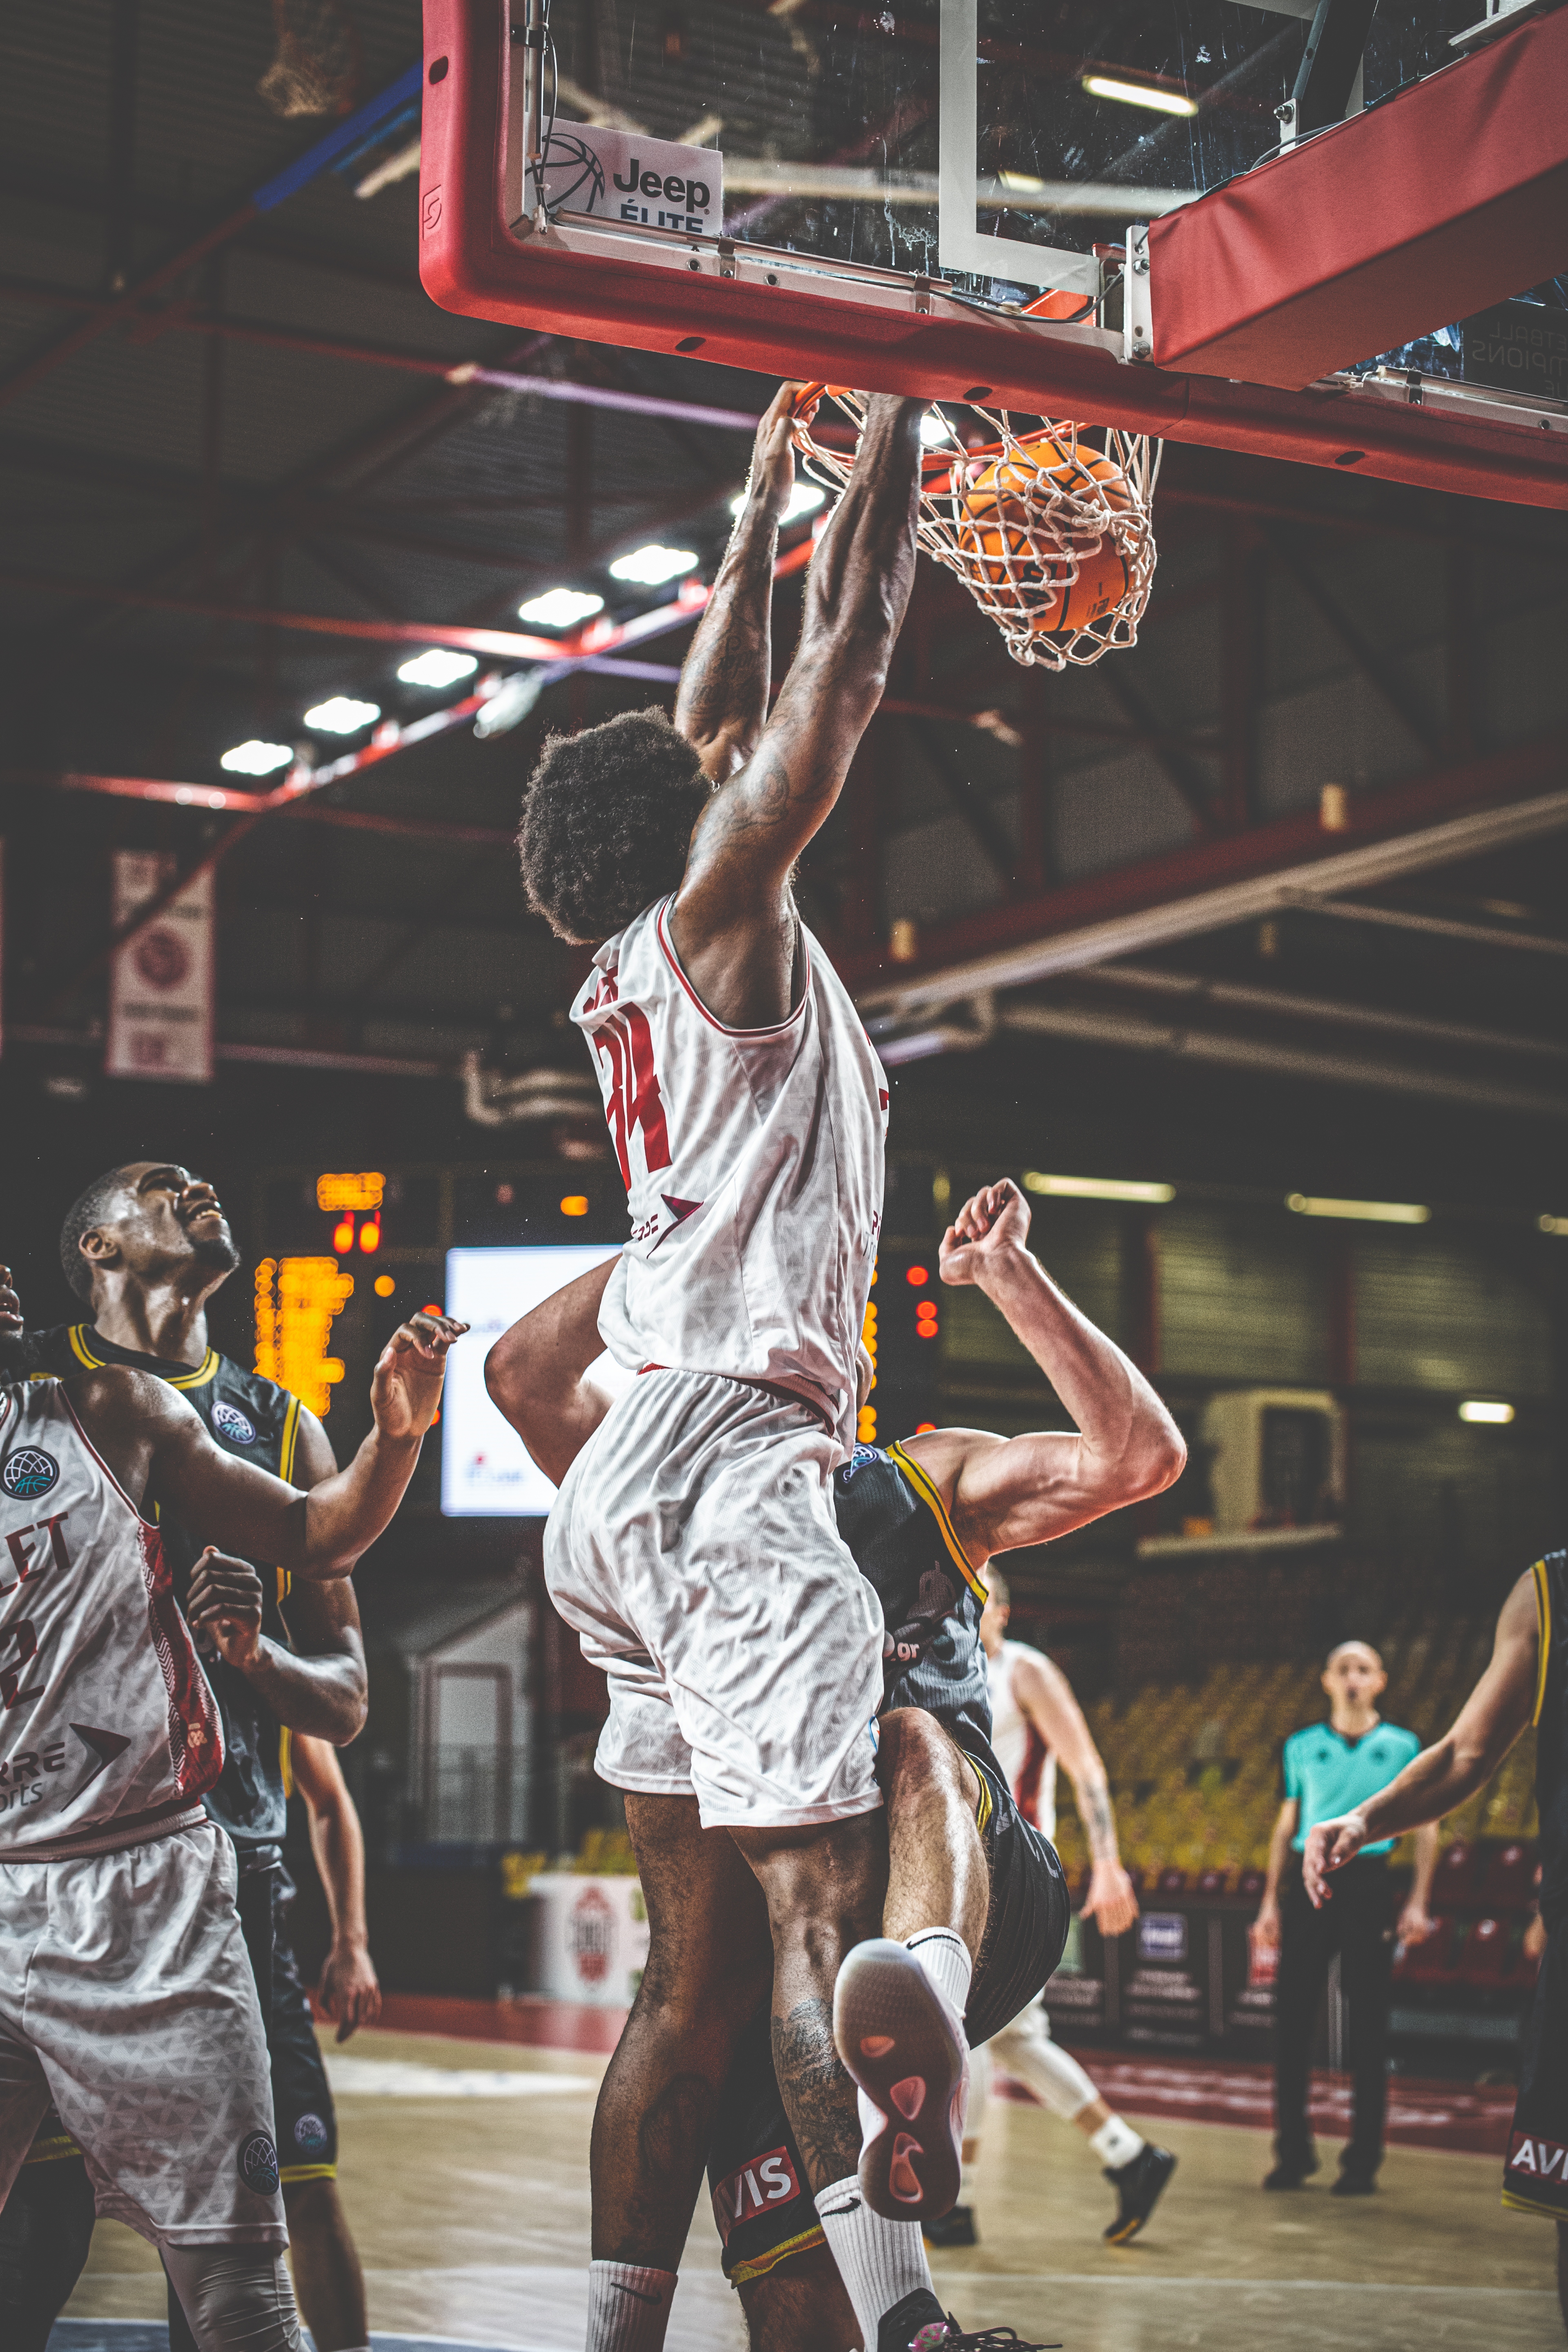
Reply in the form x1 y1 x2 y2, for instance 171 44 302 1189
2 1 1566 1197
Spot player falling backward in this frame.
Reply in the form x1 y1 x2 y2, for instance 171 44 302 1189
0 1265 462 2352
1303 1548 1567 2340
489 1177 1185 2348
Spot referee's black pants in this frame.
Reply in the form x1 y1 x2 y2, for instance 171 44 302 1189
1274 1853 1394 2180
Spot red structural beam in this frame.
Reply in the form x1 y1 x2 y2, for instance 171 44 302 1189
840 731 1568 996
1147 6 1568 390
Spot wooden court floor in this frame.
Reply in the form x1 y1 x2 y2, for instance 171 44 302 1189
58 2025 1563 2352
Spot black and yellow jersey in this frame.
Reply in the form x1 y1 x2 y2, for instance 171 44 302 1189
31 1323 306 1857
1531 1550 1566 1927
833 1439 994 1764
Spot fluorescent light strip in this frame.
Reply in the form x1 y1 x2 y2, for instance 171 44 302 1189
1023 1172 1175 1203
1540 1214 1568 1237
1286 1195 1430 1224
1081 72 1198 118
1459 1400 1515 1424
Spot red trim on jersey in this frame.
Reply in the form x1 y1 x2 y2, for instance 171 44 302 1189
58 1390 158 1529
1014 1721 1052 1831
137 1521 224 1801
0 1388 14 1435
655 898 811 1040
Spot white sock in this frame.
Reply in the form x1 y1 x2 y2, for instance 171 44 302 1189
586 2259 676 2350
1090 2115 1145 2171
905 1927 972 2022
815 2176 931 2347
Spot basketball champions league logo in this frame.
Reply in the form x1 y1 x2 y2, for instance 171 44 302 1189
2 1449 60 1502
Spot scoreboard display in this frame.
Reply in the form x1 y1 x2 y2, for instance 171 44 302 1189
857 1245 942 1451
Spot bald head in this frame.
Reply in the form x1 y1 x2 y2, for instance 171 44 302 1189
1321 1638 1388 1726
1326 1639 1383 1674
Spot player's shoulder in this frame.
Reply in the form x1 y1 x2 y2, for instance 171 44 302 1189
1004 1637 1051 1671
1280 1723 1316 1762
64 1361 189 1425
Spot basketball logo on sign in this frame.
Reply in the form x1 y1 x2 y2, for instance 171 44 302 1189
2 1449 60 1502
132 926 192 991
568 1884 614 1985
211 1400 257 1447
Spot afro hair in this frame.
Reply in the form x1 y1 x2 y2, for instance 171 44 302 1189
516 707 711 943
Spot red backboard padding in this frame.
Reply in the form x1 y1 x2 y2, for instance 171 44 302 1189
420 0 1568 506
1147 5 1568 391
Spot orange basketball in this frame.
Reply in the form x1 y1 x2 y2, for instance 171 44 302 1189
951 434 1133 637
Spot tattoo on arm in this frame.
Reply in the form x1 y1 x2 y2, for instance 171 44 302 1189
1083 1782 1118 1865
773 1998 862 2192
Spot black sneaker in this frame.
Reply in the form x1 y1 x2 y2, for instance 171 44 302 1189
1263 2152 1321 2190
1103 2142 1177 2243
877 2301 1060 2352
1330 2171 1376 2197
924 2202 978 2247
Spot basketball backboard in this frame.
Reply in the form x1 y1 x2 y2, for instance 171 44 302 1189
419 0 1568 505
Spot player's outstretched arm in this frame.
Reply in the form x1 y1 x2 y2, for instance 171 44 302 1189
673 383 799 781
672 392 927 1023
485 1255 618 1488
935 1181 1186 1558
1013 1649 1139 1934
1301 1570 1541 1905
138 1309 465 1578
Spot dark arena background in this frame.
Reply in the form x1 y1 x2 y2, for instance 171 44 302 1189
2 3 1566 2348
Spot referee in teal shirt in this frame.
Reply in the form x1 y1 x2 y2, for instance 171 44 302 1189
1253 1642 1439 2192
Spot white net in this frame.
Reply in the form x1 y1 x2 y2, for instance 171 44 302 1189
792 386 1161 672
257 0 361 119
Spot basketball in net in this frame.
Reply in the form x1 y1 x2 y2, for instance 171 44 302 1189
791 385 1159 670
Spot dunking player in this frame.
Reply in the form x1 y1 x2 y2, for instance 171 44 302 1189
488 1175 1186 2345
931 1575 1174 2251
515 383 935 2351
0 1261 457 2352
0 1164 381 2352
1304 1552 1566 2335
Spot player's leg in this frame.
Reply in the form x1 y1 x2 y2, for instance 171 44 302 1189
0 2149 97 2352
160 2241 303 2352
831 1711 984 2225
1268 1865 1328 2186
1332 1860 1393 2192
1557 2218 1566 2337
270 1918 365 2351
739 2243 860 2350
586 1790 775 2343
731 1814 947 2352
0 1866 86 2352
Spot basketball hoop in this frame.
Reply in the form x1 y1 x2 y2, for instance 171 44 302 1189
791 385 1160 672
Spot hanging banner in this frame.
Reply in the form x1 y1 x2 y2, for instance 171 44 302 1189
105 851 215 1084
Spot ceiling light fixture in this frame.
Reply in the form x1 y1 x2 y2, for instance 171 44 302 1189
1539 1213 1568 1237
519 587 604 627
1082 72 1198 117
1286 1194 1430 1224
1459 1400 1515 1424
609 544 700 586
728 481 826 521
1022 1173 1175 1203
220 739 294 776
304 695 381 734
397 648 479 688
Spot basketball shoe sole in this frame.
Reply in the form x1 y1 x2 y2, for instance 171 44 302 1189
834 1938 969 2223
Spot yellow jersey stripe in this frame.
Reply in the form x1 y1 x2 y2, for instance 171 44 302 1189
728 2221 825 2283
1502 2185 1566 2221
280 1724 295 1802
1531 1558 1551 1730
67 1326 219 1388
887 1440 988 1604
279 1391 302 1484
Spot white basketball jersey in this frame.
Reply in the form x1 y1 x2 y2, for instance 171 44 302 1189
987 1637 1058 1840
0 1380 222 1861
574 895 888 1450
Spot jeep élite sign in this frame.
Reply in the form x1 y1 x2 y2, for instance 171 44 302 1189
534 126 722 237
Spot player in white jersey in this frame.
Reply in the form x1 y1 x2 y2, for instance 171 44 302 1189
949 1580 1177 2249
490 1176 1187 2347
513 383 979 2352
0 1267 458 2352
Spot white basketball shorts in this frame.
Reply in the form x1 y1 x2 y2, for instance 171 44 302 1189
0 1822 286 2250
546 1368 884 1829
